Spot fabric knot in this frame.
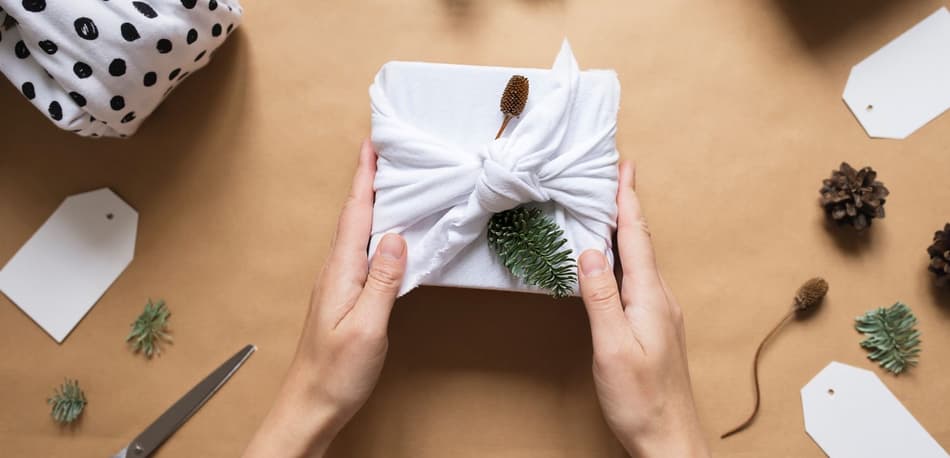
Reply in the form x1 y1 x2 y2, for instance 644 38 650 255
475 152 549 214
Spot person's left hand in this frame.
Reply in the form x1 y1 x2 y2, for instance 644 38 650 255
244 139 407 458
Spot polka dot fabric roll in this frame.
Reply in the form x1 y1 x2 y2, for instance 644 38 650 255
0 0 242 138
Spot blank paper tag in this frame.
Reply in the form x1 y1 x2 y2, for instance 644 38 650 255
843 7 950 139
801 362 948 458
0 188 137 343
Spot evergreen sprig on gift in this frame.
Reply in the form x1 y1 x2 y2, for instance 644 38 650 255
855 302 921 374
488 206 577 298
127 299 172 358
48 379 86 425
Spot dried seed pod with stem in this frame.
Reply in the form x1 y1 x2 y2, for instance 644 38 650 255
721 277 829 439
495 75 529 139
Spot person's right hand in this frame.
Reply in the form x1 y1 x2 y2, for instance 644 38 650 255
578 161 709 457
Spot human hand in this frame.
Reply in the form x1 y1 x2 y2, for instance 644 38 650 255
244 140 406 458
578 161 708 457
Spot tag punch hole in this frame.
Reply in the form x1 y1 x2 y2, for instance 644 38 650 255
866 104 874 112
106 213 114 220
827 388 835 397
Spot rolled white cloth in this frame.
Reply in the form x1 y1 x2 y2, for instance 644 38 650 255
369 40 620 297
0 0 242 138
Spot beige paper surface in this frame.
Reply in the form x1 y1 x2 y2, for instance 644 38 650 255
1 0 949 456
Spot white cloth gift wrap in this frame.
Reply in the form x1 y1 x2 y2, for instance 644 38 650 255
369 41 620 297
0 0 242 138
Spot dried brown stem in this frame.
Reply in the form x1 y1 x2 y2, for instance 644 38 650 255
495 115 513 140
720 309 796 439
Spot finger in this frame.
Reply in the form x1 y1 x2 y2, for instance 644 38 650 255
352 233 407 330
616 161 661 294
327 139 378 285
578 250 630 353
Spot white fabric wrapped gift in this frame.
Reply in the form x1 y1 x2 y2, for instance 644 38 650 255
369 40 620 297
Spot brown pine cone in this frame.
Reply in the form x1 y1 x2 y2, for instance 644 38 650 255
928 223 950 286
819 162 889 230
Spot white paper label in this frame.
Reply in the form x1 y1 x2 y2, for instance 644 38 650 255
843 7 950 139
0 188 138 343
801 362 948 458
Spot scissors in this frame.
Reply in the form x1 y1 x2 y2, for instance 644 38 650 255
111 344 256 457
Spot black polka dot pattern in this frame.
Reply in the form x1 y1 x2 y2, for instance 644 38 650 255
3 0 242 136
156 38 172 53
120 23 141 42
109 58 127 76
22 0 46 13
110 96 125 111
38 40 57 55
69 91 87 107
143 71 157 87
21 82 35 100
73 61 93 78
132 2 158 19
14 40 30 58
74 17 99 40
48 101 62 120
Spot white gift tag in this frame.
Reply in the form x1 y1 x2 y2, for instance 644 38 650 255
843 8 950 139
801 362 948 458
0 188 137 343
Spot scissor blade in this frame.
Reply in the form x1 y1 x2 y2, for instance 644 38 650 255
121 344 256 457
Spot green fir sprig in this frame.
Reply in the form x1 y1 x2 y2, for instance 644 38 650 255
48 379 86 425
855 302 921 374
488 206 577 298
127 299 172 358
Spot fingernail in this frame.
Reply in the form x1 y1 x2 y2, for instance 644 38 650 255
579 250 605 276
378 233 405 260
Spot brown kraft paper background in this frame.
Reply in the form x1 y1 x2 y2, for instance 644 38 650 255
1 0 949 456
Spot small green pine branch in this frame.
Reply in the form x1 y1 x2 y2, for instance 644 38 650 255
48 379 86 425
127 299 172 358
855 302 921 374
488 206 577 298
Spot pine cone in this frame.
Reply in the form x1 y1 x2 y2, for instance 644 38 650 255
819 162 889 230
928 223 950 286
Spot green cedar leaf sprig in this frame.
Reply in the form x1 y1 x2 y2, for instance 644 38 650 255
488 206 577 298
127 299 172 358
855 302 921 374
48 379 86 425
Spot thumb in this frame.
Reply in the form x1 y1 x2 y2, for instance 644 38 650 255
578 250 628 353
355 233 407 325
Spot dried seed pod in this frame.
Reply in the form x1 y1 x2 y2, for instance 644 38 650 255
495 75 529 139
793 277 829 312
721 277 829 439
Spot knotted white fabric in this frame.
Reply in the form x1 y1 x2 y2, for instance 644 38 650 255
0 0 242 138
369 41 620 296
